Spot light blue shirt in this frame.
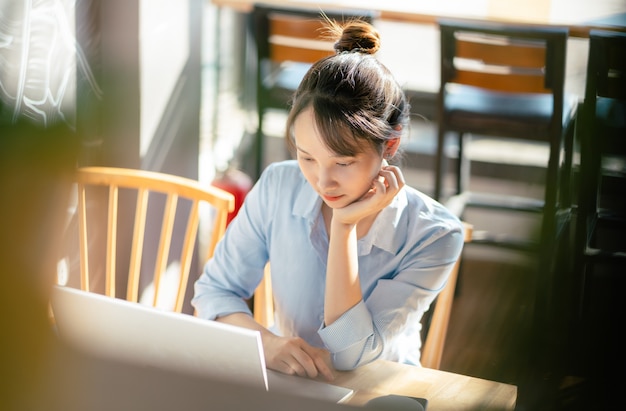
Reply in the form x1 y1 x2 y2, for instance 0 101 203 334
192 160 464 370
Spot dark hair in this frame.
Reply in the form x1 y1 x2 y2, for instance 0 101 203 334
285 18 410 158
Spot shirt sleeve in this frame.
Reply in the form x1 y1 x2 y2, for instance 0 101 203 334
191 166 276 320
318 219 465 370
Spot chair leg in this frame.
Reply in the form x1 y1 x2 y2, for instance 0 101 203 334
537 129 562 304
457 132 469 195
530 125 574 379
255 110 265 180
434 127 447 201
560 111 578 209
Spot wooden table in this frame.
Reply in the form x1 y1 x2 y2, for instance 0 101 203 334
333 360 517 411
212 0 626 37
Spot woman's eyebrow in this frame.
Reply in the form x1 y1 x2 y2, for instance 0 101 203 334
296 144 353 159
295 145 310 154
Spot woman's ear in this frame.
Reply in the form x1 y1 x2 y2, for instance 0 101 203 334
385 138 401 159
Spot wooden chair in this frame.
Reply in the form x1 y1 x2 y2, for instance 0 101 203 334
434 20 582 378
420 222 473 369
570 30 626 377
574 29 626 271
434 19 578 253
253 222 473 370
65 167 234 313
249 4 376 178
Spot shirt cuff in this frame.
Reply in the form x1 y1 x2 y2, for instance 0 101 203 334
318 300 373 352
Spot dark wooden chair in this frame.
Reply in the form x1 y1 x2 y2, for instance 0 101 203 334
434 21 580 380
249 4 376 179
570 29 626 381
434 19 578 254
574 29 626 268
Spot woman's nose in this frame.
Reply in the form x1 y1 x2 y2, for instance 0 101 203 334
317 167 337 191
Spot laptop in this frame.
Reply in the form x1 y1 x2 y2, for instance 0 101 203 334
50 285 353 404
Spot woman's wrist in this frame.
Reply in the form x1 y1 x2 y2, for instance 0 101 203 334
329 217 357 237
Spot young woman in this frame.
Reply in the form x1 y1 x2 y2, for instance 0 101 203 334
192 18 464 381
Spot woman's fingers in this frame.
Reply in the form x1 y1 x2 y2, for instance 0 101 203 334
279 356 308 377
334 165 406 225
371 165 403 202
286 347 318 378
301 345 334 381
264 336 333 380
379 165 404 192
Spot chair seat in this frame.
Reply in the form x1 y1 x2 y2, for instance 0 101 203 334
444 191 543 252
444 85 578 140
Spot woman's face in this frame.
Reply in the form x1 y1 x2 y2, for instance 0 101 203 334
294 107 384 209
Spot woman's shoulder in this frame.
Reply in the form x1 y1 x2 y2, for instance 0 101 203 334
263 159 300 174
257 160 307 192
260 160 303 182
401 185 463 230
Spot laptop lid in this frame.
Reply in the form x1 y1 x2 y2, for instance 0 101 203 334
50 285 268 390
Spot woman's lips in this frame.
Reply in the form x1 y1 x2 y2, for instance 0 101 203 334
322 194 343 202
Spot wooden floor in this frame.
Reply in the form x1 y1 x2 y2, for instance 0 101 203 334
441 245 538 409
441 247 535 384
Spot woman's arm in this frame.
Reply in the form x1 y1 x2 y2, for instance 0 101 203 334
321 165 466 370
320 214 465 370
324 165 403 326
193 163 335 381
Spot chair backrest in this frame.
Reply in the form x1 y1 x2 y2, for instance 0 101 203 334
420 222 473 369
253 222 473 370
439 19 568 95
584 29 626 142
253 4 377 67
586 29 626 102
579 29 626 198
70 167 234 313
576 29 626 243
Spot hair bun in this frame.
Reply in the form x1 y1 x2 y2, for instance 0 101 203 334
332 21 380 55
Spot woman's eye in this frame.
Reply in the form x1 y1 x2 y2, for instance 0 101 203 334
336 161 353 167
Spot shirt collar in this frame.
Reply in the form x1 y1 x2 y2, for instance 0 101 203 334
292 177 323 221
359 188 407 255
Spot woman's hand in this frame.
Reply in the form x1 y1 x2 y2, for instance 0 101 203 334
262 332 335 381
333 164 405 226
216 312 335 381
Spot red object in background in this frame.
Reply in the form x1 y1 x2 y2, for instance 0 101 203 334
211 168 253 226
